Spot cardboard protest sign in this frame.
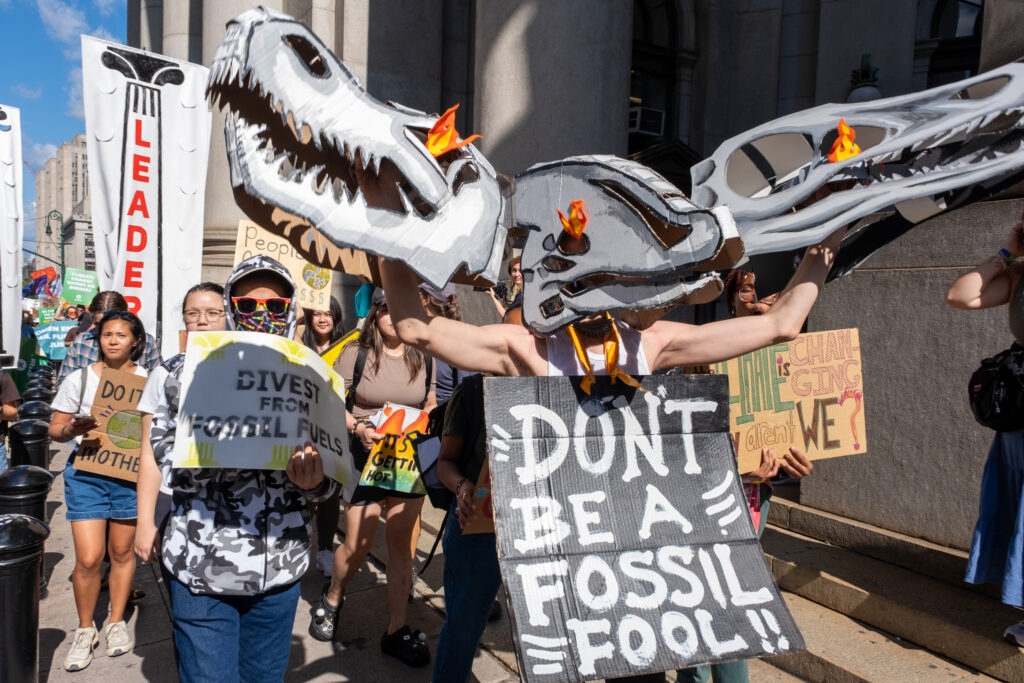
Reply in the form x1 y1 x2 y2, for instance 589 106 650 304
171 331 359 496
713 328 865 474
62 268 99 306
34 321 77 360
234 220 333 310
74 368 148 482
485 375 803 681
358 403 432 495
461 458 495 535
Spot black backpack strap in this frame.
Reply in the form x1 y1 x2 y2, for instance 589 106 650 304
419 507 448 574
346 345 368 412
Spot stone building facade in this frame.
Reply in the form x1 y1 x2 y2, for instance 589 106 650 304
126 0 1024 550
33 134 95 275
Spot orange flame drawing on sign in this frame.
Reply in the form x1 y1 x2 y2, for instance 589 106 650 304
557 200 588 239
828 118 862 163
426 104 482 157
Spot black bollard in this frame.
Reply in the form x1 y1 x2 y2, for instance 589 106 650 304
0 466 54 522
0 514 50 683
7 421 51 470
20 387 53 404
24 378 51 390
17 401 53 422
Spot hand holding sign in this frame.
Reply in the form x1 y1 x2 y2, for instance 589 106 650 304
287 441 326 490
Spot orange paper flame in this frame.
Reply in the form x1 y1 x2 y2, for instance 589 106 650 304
557 200 588 239
828 118 862 163
426 104 482 157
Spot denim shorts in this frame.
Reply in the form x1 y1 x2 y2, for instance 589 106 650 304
64 449 138 522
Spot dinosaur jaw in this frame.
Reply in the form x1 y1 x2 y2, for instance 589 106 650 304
207 8 505 288
692 62 1024 262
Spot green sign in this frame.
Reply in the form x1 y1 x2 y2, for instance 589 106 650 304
38 307 56 324
63 268 99 306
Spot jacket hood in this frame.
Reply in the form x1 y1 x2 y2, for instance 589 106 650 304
224 255 298 338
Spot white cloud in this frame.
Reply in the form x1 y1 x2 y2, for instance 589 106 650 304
36 0 90 46
92 0 118 15
11 84 43 99
65 66 83 120
26 142 58 170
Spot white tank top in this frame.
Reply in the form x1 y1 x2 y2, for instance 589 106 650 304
545 320 651 377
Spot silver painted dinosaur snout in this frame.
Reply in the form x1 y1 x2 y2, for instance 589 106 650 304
207 7 505 288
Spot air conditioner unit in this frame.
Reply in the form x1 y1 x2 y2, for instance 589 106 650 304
629 106 665 136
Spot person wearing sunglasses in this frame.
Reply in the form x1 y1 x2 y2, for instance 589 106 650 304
138 256 338 682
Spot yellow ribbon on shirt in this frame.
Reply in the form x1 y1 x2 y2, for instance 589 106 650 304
566 312 644 395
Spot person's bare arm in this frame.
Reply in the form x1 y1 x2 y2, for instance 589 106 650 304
0 401 16 421
380 259 543 376
135 414 162 562
946 218 1024 310
49 411 97 442
649 230 843 370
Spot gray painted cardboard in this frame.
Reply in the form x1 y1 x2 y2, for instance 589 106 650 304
484 374 803 681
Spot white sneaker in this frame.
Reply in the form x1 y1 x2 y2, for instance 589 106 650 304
104 620 133 657
64 625 99 671
1005 620 1024 647
316 549 334 577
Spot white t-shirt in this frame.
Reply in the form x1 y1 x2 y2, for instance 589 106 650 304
52 365 150 444
137 364 170 415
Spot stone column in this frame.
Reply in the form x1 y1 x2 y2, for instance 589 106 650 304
128 0 164 54
163 0 203 64
471 0 632 176
200 0 286 284
979 0 1024 71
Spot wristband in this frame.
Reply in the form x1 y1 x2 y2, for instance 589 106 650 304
999 248 1016 265
456 477 469 496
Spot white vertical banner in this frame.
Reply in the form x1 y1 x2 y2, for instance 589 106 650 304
0 104 23 369
82 36 211 357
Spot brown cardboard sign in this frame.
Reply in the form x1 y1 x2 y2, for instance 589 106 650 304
234 220 334 310
461 458 495 535
484 375 803 681
74 368 148 482
713 328 866 473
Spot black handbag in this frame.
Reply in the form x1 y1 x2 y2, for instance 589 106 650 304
969 342 1024 431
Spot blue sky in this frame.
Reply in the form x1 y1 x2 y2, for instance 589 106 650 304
0 0 127 254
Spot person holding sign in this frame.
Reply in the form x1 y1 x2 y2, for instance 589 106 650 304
58 291 162 384
309 288 436 668
49 312 149 672
140 256 337 683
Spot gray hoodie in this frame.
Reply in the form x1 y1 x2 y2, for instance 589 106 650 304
153 256 337 595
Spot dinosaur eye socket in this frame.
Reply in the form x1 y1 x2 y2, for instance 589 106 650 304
283 34 329 78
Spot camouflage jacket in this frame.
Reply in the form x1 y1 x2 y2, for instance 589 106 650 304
150 257 337 595
151 354 336 595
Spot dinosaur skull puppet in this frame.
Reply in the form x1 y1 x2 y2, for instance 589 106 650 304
207 7 505 289
517 155 742 335
691 61 1024 292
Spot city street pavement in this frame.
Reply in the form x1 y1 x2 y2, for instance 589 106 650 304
36 443 517 682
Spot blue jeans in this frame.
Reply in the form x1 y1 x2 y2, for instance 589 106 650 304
432 503 503 683
169 576 300 683
0 441 7 472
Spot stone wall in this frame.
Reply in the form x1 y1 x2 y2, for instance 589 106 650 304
802 198 1024 549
